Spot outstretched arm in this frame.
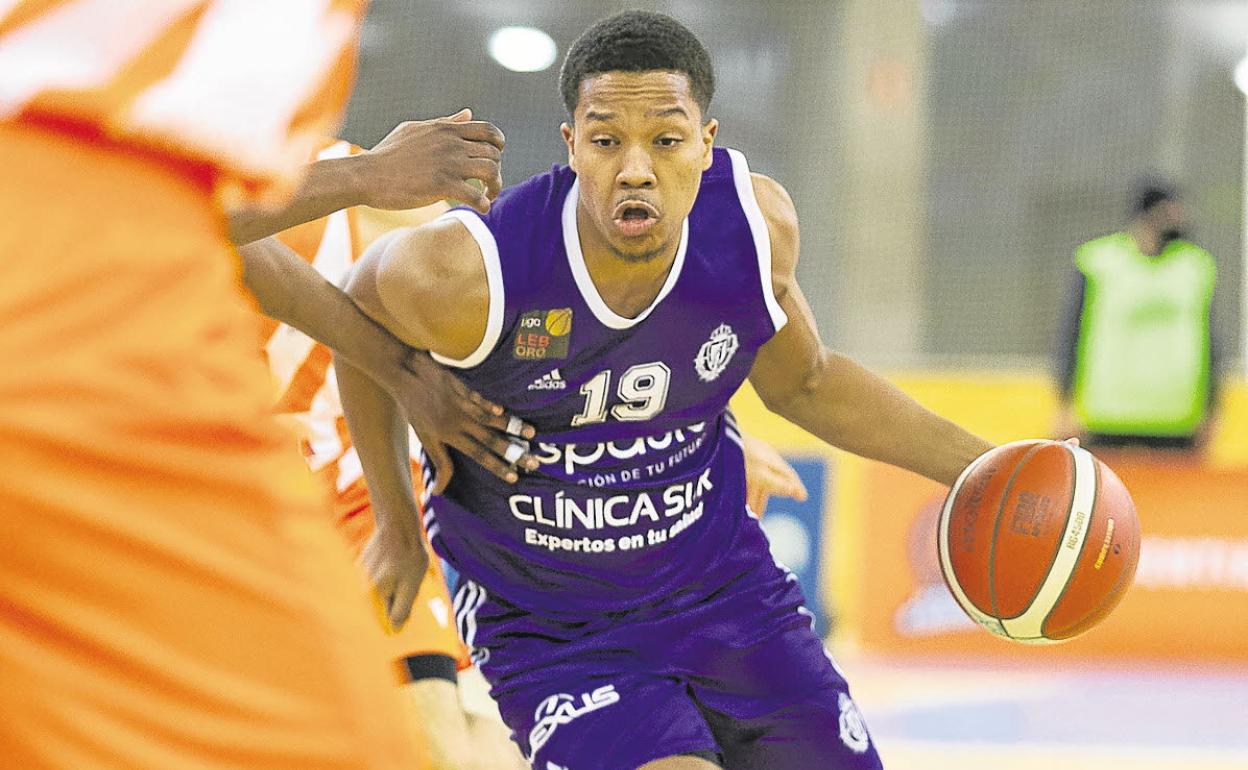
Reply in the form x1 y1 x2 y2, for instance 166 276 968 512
228 110 504 246
747 175 991 486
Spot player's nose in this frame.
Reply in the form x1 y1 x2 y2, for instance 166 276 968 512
616 146 656 188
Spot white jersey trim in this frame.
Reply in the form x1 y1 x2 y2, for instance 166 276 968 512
431 210 505 369
726 148 788 333
562 178 689 330
1000 443 1097 640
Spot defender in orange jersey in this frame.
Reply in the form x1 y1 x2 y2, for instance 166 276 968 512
249 138 473 675
0 3 468 768
233 127 530 770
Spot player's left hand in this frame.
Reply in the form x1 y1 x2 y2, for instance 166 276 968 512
743 433 808 516
397 351 538 494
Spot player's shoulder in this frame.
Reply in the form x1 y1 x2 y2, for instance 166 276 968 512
441 163 575 290
749 173 797 228
477 163 576 231
362 217 490 358
749 171 799 275
381 216 483 289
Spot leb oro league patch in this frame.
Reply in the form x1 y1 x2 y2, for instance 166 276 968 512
513 308 572 360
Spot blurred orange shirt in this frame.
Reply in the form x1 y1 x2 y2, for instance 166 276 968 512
0 0 366 205
262 139 467 668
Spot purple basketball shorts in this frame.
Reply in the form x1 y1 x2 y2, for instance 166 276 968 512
453 515 883 769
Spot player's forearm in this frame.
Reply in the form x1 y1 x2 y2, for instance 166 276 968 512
336 354 423 533
228 155 365 246
769 350 991 486
239 237 417 391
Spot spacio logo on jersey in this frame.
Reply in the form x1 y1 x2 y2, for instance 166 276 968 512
533 421 708 475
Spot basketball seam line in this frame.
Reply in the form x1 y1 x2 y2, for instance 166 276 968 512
937 450 992 628
986 442 1049 637
1001 444 1078 622
1049 463 1140 638
1041 454 1100 638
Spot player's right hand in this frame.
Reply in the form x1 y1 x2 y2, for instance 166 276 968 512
398 351 538 494
361 515 430 630
354 109 505 214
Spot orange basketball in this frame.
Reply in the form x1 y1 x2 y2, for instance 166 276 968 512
937 440 1140 643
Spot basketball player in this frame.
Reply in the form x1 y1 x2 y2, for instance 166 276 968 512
0 2 430 768
337 11 996 769
232 125 530 770
234 121 803 770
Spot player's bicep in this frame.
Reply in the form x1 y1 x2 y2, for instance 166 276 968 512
351 218 492 362
749 278 826 410
747 172 827 411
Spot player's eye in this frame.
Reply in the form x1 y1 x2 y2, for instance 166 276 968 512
656 136 682 147
591 137 616 148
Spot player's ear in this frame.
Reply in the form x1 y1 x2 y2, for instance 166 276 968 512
560 122 576 172
701 118 718 171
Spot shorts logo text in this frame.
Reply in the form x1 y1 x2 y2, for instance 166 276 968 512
528 684 620 759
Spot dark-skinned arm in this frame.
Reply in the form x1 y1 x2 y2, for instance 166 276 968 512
746 174 992 486
240 235 403 382
228 110 504 246
340 221 537 627
239 229 530 476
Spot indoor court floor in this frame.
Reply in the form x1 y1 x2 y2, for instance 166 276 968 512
838 650 1248 770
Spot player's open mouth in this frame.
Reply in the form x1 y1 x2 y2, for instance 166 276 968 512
612 200 660 237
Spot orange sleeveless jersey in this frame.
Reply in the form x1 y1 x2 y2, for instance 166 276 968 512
264 138 429 498
0 0 365 204
263 139 467 669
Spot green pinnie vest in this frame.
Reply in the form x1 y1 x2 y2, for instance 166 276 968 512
1072 233 1216 437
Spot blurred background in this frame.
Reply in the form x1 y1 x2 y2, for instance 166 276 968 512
343 2 1248 768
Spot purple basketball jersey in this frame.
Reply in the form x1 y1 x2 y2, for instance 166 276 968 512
424 147 787 616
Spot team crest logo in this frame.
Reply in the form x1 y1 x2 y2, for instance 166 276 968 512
837 693 870 754
514 308 572 361
694 323 739 382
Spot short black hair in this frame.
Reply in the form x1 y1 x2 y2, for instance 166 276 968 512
559 10 715 119
1130 177 1180 217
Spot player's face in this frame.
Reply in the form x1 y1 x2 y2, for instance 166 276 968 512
561 71 717 263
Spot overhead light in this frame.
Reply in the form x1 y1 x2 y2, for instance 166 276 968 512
1236 54 1248 95
488 26 557 73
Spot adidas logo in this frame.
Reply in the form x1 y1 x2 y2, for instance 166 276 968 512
528 369 568 391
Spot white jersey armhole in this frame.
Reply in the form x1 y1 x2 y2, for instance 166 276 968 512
726 148 788 333
429 209 505 369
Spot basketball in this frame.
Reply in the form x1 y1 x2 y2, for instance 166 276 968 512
545 308 572 336
937 440 1140 644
